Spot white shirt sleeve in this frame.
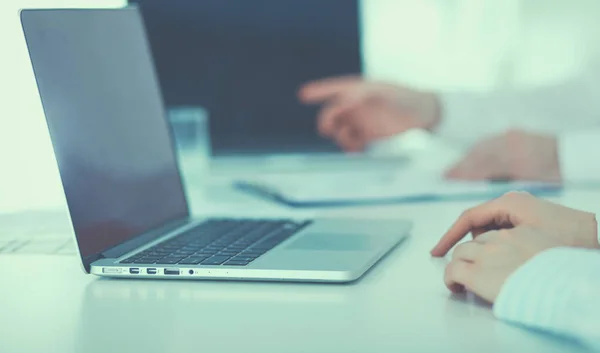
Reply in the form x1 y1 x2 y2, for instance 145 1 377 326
436 59 600 147
493 247 600 350
559 130 600 183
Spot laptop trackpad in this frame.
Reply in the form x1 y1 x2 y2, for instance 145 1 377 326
286 233 373 251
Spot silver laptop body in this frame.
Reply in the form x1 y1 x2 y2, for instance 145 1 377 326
21 7 411 283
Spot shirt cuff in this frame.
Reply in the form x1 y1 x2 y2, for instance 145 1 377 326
436 92 521 147
559 131 600 183
435 92 487 146
494 247 600 346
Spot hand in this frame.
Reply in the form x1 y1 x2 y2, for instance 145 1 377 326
298 76 441 152
445 130 561 182
431 191 598 257
444 226 563 303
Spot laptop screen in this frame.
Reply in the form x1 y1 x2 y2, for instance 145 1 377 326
21 8 189 260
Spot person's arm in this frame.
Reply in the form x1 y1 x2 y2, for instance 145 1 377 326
436 60 600 146
559 130 600 184
494 247 600 350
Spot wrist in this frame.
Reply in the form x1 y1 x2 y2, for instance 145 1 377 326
545 134 562 183
422 91 442 131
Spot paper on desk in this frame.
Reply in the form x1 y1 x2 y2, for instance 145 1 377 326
235 130 560 206
367 129 465 173
234 169 561 206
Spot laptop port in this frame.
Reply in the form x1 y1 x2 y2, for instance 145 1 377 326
147 268 157 275
129 268 140 274
164 268 180 275
102 267 121 274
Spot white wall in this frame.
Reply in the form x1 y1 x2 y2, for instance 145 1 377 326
361 0 599 90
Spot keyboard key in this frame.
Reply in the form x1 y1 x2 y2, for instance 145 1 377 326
212 242 233 248
248 245 272 252
156 257 185 264
191 254 211 259
189 238 212 245
240 250 263 256
232 240 252 247
217 250 240 256
224 244 246 250
199 246 224 254
145 252 171 257
201 255 231 265
144 256 165 261
196 248 221 253
173 250 195 256
179 257 208 265
224 261 250 266
229 256 256 262
250 231 294 249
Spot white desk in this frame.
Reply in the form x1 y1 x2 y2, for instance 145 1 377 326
0 170 596 352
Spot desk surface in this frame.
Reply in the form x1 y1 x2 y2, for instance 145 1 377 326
0 168 596 353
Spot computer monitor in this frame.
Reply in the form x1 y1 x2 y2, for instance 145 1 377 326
129 0 363 155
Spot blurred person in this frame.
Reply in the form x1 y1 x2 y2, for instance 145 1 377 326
299 0 600 183
431 192 600 349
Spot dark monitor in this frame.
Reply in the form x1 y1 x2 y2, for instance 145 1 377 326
129 0 363 155
21 8 190 268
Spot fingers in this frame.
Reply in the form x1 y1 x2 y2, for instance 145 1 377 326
472 229 502 244
444 233 512 303
444 150 484 179
444 144 483 180
298 75 363 103
471 226 495 238
444 153 507 181
444 137 509 181
317 95 363 137
333 125 364 152
444 154 476 180
444 260 474 293
451 241 483 262
430 194 524 257
431 200 502 257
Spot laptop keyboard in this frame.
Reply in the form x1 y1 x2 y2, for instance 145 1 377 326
121 219 311 267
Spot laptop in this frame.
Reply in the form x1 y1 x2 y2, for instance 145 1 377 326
20 7 411 282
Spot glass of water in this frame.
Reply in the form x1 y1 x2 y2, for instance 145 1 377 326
168 106 211 199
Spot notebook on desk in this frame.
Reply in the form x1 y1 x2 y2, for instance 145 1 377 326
234 170 562 207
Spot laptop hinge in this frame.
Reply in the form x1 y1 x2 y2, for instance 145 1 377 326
83 253 105 273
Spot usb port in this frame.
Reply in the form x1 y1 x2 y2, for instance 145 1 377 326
147 268 157 275
164 268 180 275
129 268 140 274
